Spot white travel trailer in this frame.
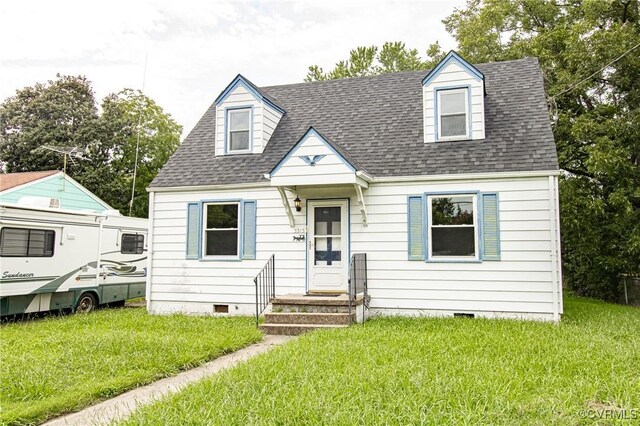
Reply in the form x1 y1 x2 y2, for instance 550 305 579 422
0 201 148 316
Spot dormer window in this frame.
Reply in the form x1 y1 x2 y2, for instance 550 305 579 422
227 108 251 153
423 51 485 143
215 75 285 155
437 87 469 140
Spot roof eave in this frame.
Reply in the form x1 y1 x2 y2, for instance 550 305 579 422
214 74 286 114
422 50 484 86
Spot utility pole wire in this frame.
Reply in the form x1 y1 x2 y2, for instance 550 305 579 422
128 53 148 217
552 40 640 100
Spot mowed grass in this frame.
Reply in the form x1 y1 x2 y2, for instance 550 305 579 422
0 308 261 425
121 297 639 425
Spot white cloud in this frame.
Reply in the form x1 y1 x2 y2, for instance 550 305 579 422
0 0 465 135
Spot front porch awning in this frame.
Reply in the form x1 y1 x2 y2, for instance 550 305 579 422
264 127 372 227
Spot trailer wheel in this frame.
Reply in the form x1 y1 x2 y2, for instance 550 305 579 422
75 293 97 313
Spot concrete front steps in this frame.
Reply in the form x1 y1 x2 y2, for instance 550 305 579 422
259 293 362 336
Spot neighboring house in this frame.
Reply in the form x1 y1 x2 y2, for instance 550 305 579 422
0 171 113 213
146 51 563 325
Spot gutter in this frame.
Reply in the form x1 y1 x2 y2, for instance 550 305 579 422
148 170 560 193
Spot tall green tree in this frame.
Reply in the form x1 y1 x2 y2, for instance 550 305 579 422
308 1 640 300
96 89 182 217
0 75 99 172
0 76 182 218
305 41 446 81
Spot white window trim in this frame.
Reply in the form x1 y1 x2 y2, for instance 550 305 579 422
201 202 241 260
226 108 252 154
427 194 479 261
437 87 470 141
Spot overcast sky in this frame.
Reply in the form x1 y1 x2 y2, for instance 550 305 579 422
0 0 465 137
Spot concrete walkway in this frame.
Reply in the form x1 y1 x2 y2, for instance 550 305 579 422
44 335 292 426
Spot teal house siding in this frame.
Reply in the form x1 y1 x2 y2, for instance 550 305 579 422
0 173 111 212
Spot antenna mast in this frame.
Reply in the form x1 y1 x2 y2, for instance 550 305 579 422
129 53 148 216
33 146 86 191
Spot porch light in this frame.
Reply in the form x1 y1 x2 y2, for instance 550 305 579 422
294 196 302 212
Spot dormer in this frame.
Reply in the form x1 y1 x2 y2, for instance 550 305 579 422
214 74 285 156
422 51 485 143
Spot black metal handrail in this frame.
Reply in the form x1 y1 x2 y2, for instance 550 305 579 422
348 253 368 323
254 254 275 327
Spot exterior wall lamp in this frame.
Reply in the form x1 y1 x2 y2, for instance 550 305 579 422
294 196 302 212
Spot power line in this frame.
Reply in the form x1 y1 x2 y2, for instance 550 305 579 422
551 40 640 99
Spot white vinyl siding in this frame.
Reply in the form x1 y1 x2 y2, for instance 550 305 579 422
148 175 561 320
149 186 305 315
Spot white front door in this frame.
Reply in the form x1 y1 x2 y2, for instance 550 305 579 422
308 200 348 293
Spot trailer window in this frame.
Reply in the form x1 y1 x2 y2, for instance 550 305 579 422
0 227 55 257
121 234 144 254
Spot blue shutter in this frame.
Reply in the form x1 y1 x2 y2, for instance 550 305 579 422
186 202 200 259
241 200 257 259
481 193 500 260
407 196 425 260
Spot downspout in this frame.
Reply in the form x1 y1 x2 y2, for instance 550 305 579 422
548 176 560 322
553 175 564 315
145 191 155 312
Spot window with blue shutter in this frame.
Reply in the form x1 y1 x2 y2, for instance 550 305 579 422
186 200 257 260
481 193 500 260
186 202 200 259
407 196 425 260
241 200 257 259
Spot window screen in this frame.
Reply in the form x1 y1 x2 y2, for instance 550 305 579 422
228 109 250 151
121 233 144 254
204 203 239 256
439 89 468 138
429 195 476 257
0 227 55 257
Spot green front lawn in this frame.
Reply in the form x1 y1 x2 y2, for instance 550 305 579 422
0 308 261 426
121 297 639 425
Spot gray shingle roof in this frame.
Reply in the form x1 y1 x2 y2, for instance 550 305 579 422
151 57 558 188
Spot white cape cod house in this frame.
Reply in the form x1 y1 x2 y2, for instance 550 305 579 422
146 52 563 331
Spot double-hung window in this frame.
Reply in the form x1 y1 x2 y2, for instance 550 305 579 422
0 227 55 257
203 203 239 257
227 108 250 152
428 194 477 260
437 88 469 140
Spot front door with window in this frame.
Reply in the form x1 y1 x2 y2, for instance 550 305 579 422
308 200 348 293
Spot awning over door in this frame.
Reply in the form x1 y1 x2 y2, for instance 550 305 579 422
265 127 371 227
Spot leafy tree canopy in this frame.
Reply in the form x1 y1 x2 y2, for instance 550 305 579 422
0 75 99 172
307 0 640 301
0 76 182 218
305 41 446 81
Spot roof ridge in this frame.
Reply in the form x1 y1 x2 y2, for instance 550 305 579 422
3 170 59 175
260 57 537 91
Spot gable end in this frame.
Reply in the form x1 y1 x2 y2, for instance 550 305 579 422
423 51 486 143
214 75 285 155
